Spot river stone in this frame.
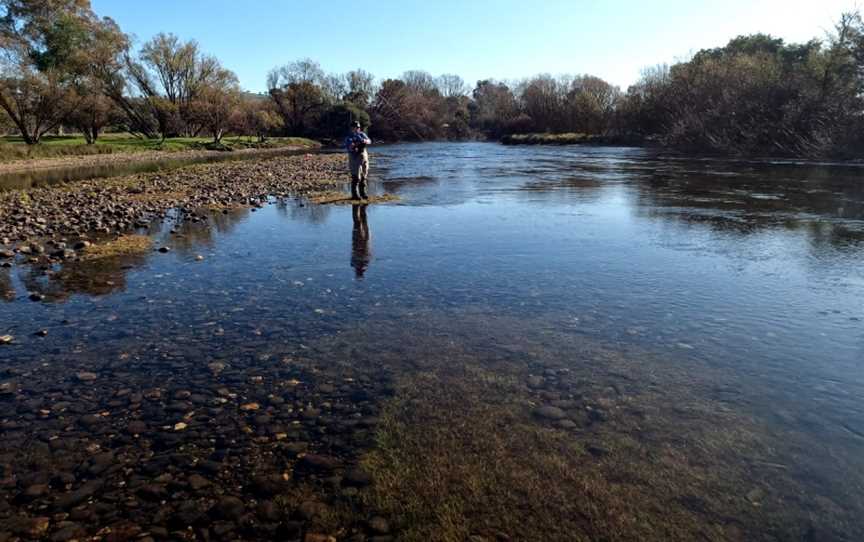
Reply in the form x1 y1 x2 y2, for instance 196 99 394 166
369 516 390 535
298 454 341 472
187 474 210 491
213 496 245 521
76 372 98 382
257 500 281 522
127 421 147 435
526 375 545 389
9 516 50 538
23 484 48 499
533 405 566 420
49 523 85 541
555 419 579 429
343 467 373 487
297 501 331 521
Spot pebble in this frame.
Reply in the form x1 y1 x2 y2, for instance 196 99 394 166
343 467 373 487
213 496 245 521
127 421 147 435
298 454 342 473
298 501 331 521
10 516 50 538
369 516 390 535
533 405 566 420
187 474 211 491
75 372 98 382
526 375 545 389
555 419 579 429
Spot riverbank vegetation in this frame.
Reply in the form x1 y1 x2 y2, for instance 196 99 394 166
501 133 603 145
1 1 862 158
0 134 318 162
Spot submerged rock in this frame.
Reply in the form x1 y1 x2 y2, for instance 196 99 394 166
533 405 566 420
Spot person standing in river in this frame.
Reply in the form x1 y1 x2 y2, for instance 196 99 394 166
345 120 372 200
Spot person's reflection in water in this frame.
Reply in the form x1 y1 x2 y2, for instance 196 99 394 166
351 204 371 278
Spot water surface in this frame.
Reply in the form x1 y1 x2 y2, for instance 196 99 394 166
1 142 863 539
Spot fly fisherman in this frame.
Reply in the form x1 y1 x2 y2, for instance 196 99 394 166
345 120 372 200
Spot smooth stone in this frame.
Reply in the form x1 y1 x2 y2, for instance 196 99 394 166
257 500 281 522
127 421 147 435
298 454 341 472
187 474 210 491
213 496 245 521
533 405 566 420
343 467 373 487
526 375 545 389
555 419 579 429
23 484 49 498
297 501 330 521
369 516 390 535
9 516 50 538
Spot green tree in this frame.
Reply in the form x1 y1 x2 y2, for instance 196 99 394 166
0 0 100 143
267 59 328 136
319 102 370 140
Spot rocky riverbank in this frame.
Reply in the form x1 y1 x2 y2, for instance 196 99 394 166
0 152 348 265
0 150 406 541
0 338 396 541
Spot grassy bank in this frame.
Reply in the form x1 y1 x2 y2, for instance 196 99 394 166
0 134 319 163
500 132 638 146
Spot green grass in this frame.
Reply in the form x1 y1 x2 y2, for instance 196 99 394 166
0 134 320 162
501 132 601 145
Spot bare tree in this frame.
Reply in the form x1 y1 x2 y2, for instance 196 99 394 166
345 68 376 107
122 33 234 138
402 70 437 94
436 73 467 97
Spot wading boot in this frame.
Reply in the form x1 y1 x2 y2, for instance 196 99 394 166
351 182 361 201
359 180 369 200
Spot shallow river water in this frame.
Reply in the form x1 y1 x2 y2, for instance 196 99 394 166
1 142 863 540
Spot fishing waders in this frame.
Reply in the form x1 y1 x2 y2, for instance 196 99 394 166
349 151 369 200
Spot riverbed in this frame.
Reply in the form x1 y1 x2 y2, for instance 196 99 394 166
1 142 862 541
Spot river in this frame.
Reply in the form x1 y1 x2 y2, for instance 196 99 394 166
0 142 862 540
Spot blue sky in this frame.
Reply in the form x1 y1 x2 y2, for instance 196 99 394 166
91 0 853 93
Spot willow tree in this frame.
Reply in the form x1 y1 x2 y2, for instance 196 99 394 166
122 33 237 139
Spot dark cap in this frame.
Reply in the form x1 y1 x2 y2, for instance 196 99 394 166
351 120 361 128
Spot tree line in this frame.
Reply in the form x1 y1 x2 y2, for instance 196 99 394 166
1 1 862 157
